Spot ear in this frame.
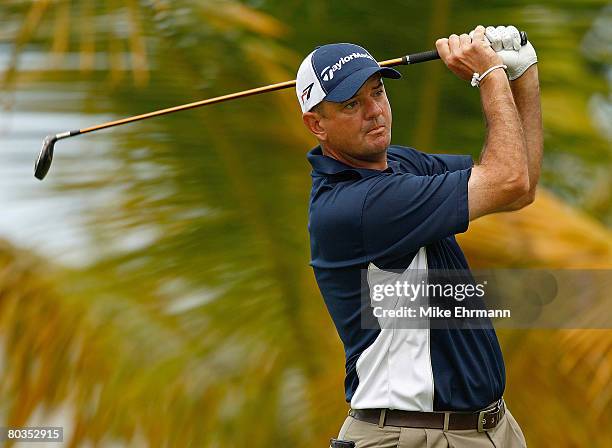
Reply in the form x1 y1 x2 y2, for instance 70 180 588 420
302 111 327 141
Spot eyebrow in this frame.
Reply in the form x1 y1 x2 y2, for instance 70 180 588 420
340 80 384 105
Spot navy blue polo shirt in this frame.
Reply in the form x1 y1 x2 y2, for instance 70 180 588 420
307 145 505 412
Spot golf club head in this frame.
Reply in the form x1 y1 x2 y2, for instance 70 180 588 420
35 135 57 180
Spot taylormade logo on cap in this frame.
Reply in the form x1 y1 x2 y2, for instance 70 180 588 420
320 52 375 81
295 43 401 113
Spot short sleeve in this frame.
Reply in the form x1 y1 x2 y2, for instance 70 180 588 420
362 169 471 260
423 153 473 174
388 146 473 176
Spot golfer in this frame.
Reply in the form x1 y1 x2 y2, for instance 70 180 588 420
296 25 541 447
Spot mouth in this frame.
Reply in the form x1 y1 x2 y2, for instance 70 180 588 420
366 125 386 135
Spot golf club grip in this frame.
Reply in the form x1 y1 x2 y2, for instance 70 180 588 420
395 30 528 66
407 50 440 64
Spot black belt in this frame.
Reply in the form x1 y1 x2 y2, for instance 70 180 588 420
349 399 505 432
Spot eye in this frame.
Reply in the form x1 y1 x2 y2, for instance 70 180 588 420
344 101 357 110
374 88 384 96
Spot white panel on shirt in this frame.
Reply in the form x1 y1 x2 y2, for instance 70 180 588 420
350 247 434 411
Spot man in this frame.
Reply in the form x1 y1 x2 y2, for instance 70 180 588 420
296 25 541 447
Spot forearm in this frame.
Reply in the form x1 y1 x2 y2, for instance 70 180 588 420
478 70 529 195
466 70 529 220
500 65 542 210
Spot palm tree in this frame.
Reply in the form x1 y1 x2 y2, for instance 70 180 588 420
0 0 610 446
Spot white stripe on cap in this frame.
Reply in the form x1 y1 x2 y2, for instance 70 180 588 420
296 51 326 113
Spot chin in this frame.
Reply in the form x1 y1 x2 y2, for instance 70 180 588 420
369 134 391 153
361 144 388 161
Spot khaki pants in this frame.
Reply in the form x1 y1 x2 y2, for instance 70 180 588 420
332 408 527 448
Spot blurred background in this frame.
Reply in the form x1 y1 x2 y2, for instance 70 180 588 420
0 0 610 446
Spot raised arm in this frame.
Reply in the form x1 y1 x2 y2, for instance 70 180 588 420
436 26 529 221
485 26 542 211
498 65 542 209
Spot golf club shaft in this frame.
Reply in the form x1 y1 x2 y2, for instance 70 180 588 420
60 31 528 138
35 31 528 180
60 55 423 136
71 56 405 137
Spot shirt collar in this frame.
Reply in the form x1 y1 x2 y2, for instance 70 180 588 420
307 146 400 179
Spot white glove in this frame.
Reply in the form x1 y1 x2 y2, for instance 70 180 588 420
485 25 537 80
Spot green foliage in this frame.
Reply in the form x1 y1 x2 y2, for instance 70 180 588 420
0 0 610 446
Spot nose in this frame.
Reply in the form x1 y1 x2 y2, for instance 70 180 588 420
364 96 383 120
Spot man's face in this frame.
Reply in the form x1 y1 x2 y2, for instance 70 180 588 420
308 74 392 163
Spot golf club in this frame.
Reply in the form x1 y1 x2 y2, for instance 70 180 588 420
34 31 527 180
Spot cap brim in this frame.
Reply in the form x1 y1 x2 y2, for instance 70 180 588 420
325 66 401 103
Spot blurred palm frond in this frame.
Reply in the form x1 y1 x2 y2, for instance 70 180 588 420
1 0 611 446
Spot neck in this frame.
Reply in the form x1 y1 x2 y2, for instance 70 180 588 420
321 145 388 171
